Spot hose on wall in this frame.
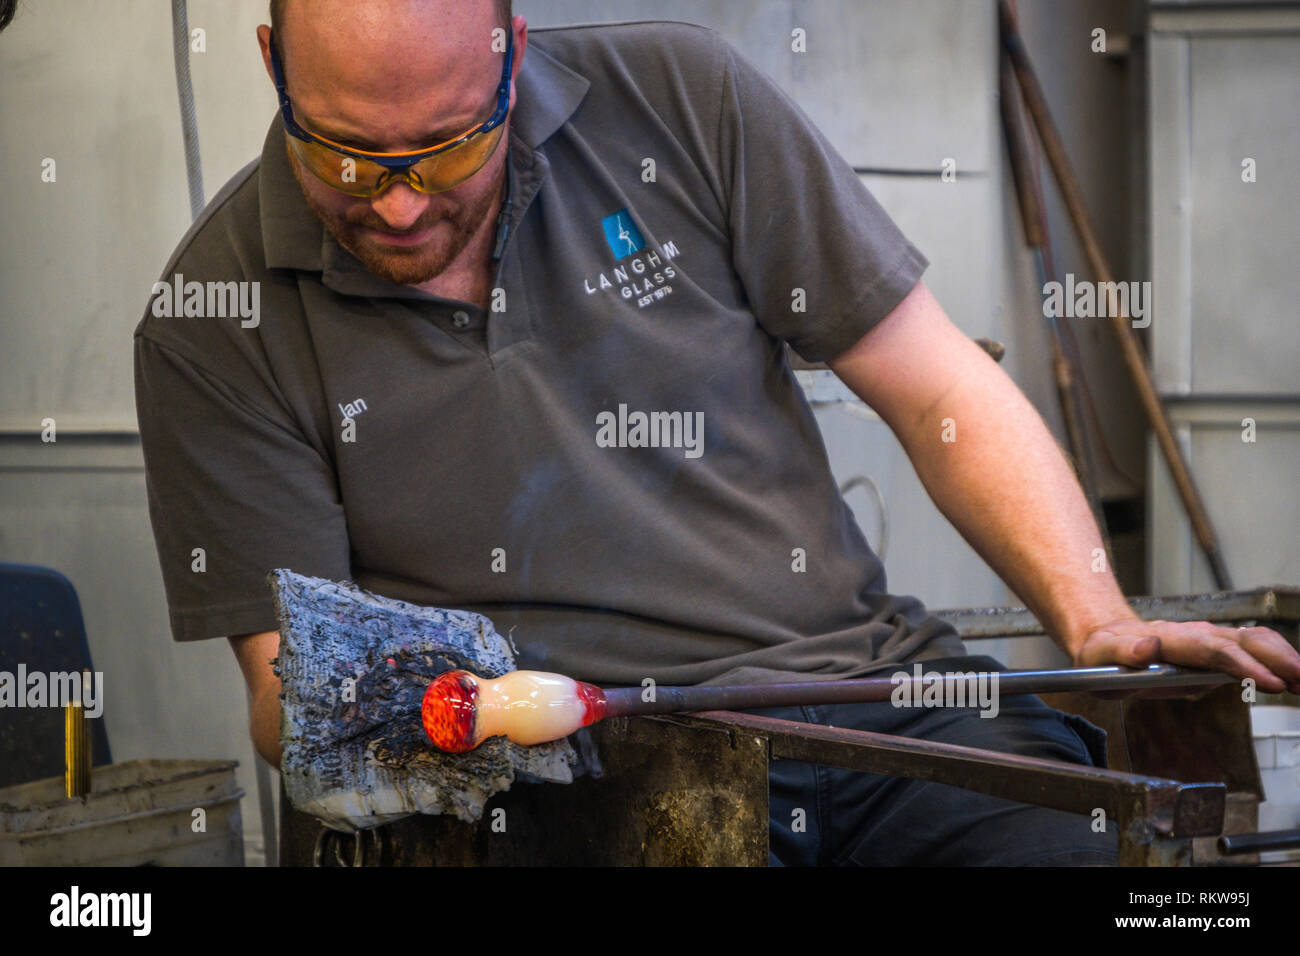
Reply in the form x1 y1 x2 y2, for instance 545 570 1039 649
171 0 205 220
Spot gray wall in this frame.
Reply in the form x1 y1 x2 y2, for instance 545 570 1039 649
0 0 281 862
1 0 1192 858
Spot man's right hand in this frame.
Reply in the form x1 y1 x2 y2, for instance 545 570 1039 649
229 630 283 768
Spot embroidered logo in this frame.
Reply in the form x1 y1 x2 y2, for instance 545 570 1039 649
601 209 646 260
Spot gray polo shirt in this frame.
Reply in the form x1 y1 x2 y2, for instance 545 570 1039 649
134 20 966 686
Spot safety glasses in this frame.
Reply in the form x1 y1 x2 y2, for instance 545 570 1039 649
269 29 514 198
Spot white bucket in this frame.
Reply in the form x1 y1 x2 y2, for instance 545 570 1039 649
1251 705 1300 864
0 759 244 866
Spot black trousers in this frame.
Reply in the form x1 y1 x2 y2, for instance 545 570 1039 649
752 655 1120 865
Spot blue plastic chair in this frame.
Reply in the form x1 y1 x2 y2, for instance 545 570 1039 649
0 562 112 788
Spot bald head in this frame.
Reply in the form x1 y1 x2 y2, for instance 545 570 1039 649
268 0 517 157
270 0 513 49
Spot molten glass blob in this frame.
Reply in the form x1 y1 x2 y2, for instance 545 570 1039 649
421 669 609 753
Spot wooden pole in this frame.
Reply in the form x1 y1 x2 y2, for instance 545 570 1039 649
998 0 1233 590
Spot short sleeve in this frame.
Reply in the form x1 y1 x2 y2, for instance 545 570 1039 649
717 38 928 363
134 335 351 641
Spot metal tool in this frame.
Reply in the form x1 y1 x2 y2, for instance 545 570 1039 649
421 663 1237 753
1218 828 1300 856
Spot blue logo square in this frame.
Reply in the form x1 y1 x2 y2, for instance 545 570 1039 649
601 209 646 260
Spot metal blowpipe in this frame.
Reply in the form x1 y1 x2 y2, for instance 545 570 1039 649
420 663 1235 753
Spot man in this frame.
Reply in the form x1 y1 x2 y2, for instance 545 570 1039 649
134 0 1300 865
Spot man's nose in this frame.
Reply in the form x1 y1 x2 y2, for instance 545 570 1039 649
369 178 430 230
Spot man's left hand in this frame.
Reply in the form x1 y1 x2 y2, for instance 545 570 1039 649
1072 617 1300 696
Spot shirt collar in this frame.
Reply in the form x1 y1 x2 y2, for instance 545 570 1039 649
260 39 589 274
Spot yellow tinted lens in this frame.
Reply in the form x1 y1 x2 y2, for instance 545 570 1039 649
403 124 505 194
286 135 387 197
288 123 504 197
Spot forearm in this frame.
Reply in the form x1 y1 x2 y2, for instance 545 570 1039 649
249 686 283 769
897 363 1136 658
830 281 1299 689
229 630 284 769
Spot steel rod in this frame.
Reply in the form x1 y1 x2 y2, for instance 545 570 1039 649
1218 829 1300 855
599 664 1235 718
685 710 1225 843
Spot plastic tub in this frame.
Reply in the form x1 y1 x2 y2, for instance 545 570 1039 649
0 759 244 866
1251 705 1300 864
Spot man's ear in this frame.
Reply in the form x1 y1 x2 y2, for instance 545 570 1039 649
256 24 276 89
